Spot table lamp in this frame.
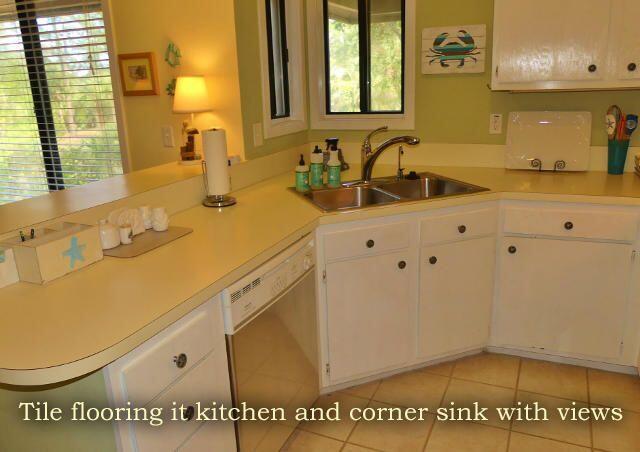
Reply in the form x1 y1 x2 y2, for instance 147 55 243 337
173 76 212 164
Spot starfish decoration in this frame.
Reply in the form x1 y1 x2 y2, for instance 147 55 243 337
62 236 86 269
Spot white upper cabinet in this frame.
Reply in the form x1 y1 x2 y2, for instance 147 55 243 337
492 0 640 90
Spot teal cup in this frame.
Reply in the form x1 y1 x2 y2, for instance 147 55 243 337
608 140 630 175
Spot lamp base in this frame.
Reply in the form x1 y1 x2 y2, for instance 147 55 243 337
203 195 236 208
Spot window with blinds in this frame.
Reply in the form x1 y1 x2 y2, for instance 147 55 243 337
0 0 123 205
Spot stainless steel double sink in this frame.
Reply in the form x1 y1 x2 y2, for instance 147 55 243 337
293 172 489 212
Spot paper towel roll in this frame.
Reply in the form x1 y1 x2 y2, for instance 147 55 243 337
202 129 231 196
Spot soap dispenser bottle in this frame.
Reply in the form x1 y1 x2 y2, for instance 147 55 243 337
327 146 342 188
310 146 324 189
295 154 310 192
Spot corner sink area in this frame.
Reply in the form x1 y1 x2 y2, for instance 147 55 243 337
294 172 489 212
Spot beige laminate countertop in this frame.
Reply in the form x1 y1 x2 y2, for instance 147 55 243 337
4 165 640 386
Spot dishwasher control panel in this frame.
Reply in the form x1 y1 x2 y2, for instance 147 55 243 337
221 236 314 334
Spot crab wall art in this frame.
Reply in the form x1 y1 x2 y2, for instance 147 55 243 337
422 24 486 74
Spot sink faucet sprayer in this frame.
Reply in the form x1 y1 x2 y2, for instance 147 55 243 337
361 127 421 182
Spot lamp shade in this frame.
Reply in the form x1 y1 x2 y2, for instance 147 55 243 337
173 76 212 113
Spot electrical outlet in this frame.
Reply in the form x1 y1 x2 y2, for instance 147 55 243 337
489 114 503 135
253 123 264 147
161 126 175 148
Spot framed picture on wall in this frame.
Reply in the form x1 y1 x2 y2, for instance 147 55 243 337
117 52 159 96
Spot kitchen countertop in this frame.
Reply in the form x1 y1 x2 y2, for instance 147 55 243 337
4 165 640 386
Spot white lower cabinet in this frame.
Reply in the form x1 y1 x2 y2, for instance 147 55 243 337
493 237 634 362
418 237 496 359
105 297 236 452
325 249 414 383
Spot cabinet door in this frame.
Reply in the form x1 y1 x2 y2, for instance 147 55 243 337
494 237 633 361
494 0 611 84
325 250 413 383
615 0 640 80
418 237 496 359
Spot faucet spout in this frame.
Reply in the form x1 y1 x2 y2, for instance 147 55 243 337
362 135 421 182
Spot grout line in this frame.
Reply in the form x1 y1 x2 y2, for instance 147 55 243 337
506 357 523 451
422 367 456 451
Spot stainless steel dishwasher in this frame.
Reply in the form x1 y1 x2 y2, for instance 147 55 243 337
222 235 318 451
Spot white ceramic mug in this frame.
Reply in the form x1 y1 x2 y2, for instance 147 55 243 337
119 224 133 245
99 219 120 250
139 205 153 230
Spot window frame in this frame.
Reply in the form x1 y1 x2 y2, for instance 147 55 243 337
308 0 415 130
257 0 307 139
265 0 291 119
322 0 406 115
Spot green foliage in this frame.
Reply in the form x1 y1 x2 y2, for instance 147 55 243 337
327 12 402 113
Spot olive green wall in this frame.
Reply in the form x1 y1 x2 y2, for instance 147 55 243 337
235 0 640 157
0 371 116 452
234 0 309 160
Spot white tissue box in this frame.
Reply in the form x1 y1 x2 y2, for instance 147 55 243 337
2 223 103 284
0 246 19 289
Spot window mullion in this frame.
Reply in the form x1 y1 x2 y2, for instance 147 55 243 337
357 0 370 113
15 0 65 191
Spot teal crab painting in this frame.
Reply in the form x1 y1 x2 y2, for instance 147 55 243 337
428 30 481 68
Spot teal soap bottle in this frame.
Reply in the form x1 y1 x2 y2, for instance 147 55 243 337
295 154 310 192
310 146 324 189
327 147 341 188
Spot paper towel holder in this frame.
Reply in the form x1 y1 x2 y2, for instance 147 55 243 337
201 160 236 208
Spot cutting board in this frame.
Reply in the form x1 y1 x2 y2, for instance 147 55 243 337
505 111 592 171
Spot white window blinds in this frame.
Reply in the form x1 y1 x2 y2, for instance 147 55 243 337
0 0 123 205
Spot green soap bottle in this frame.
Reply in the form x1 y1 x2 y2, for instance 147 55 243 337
310 146 324 188
327 147 341 188
295 154 310 192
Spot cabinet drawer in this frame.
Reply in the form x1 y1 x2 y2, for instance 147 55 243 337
324 222 410 261
420 208 497 245
503 207 639 242
120 301 222 406
133 349 233 452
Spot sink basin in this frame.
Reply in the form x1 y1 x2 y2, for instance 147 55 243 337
302 186 401 211
377 177 480 199
292 172 488 212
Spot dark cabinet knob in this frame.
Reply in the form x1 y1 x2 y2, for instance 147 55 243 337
429 256 438 265
629 63 637 72
508 246 517 254
398 261 407 269
184 405 195 421
173 353 188 369
458 225 467 234
564 221 574 231
588 64 597 73
366 239 375 248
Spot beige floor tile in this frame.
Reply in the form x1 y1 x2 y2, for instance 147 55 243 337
349 401 434 452
373 370 449 409
283 430 343 452
592 408 640 452
342 444 378 452
298 391 368 441
589 369 640 413
343 380 381 400
511 391 591 447
508 432 590 451
425 421 509 451
519 359 588 402
452 353 520 388
442 379 515 428
420 361 454 377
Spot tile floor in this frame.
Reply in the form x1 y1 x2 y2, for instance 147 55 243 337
281 353 640 452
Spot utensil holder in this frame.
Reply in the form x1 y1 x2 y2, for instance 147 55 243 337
608 140 631 175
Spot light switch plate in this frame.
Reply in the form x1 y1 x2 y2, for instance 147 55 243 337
253 123 264 147
490 114 503 134
161 126 175 148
